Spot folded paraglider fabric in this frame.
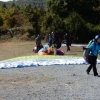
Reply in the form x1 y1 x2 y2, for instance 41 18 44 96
0 55 100 69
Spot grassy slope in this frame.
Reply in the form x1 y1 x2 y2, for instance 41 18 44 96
0 41 84 61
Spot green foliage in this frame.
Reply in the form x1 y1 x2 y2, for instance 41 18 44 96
64 12 89 43
93 25 100 34
47 0 68 18
0 0 100 43
0 6 20 28
41 13 65 36
67 0 100 24
5 16 17 28
2 3 7 9
0 27 12 41
23 6 46 36
0 16 3 26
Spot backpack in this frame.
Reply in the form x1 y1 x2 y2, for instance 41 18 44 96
83 39 96 63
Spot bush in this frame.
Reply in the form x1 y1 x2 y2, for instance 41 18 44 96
64 12 89 43
20 32 30 41
0 27 12 41
0 16 3 26
85 23 96 40
93 25 100 35
41 13 65 38
3 16 17 28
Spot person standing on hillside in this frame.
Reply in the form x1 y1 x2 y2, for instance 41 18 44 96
64 33 72 51
49 32 61 55
35 34 42 52
48 33 53 47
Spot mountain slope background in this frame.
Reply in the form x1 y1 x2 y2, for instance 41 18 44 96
0 0 100 43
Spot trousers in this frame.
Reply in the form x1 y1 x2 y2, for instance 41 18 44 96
87 56 98 76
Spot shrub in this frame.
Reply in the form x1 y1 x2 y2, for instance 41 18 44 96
93 25 100 35
4 16 17 28
41 13 65 38
64 12 89 43
0 16 3 26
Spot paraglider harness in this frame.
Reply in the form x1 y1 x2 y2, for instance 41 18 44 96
83 39 96 64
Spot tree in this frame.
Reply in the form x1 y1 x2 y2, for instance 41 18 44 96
47 0 68 18
2 6 19 28
0 16 3 26
2 3 7 9
5 16 17 28
66 0 100 24
23 5 46 36
11 2 16 8
41 13 65 36
64 12 89 43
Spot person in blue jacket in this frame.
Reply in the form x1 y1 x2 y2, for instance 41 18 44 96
86 35 100 76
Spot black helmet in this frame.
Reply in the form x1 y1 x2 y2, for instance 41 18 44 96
95 35 100 40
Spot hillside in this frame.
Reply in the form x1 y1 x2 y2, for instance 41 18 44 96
0 0 100 43
0 0 48 8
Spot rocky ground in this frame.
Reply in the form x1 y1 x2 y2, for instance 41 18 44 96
0 65 100 100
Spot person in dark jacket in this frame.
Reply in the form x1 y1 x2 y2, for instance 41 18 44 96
48 33 53 47
48 32 61 55
35 34 42 52
64 33 72 51
86 35 100 76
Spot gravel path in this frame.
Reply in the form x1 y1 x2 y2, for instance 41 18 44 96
0 65 100 100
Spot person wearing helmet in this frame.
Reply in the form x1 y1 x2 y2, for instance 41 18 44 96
86 35 100 76
49 31 57 55
35 34 42 52
64 33 72 51
95 35 100 40
48 31 61 55
48 33 53 47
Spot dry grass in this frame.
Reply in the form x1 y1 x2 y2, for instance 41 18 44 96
0 41 36 61
0 41 84 61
